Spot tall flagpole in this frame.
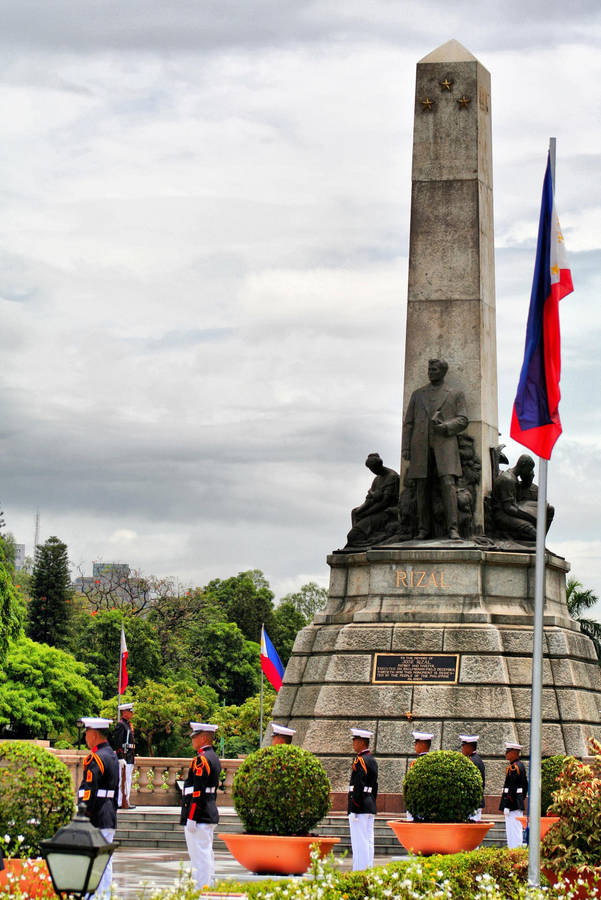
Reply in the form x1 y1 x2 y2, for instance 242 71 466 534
527 136 556 888
259 623 264 745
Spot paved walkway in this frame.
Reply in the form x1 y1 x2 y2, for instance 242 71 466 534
112 848 404 898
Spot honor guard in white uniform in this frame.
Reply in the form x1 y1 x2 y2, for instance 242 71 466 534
112 702 136 809
405 731 433 821
181 722 221 889
459 734 486 821
500 741 528 848
78 717 119 899
270 723 296 745
347 727 378 871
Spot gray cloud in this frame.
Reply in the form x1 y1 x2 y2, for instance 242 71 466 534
1 1 600 54
0 7 600 603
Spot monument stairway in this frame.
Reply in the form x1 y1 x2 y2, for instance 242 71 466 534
115 807 507 853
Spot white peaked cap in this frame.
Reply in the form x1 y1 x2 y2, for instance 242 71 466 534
459 734 479 743
412 731 434 741
190 722 218 734
505 741 522 750
120 703 134 711
351 728 374 739
81 717 113 730
272 723 296 736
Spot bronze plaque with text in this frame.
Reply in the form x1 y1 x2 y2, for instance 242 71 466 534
372 653 460 684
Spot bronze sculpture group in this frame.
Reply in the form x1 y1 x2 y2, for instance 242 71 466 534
343 359 551 551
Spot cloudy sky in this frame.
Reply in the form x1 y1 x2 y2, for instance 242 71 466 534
1 0 600 603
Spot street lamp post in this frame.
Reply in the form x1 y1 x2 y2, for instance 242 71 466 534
40 805 117 899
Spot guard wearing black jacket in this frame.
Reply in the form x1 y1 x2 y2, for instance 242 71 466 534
112 703 136 809
348 727 378 871
181 722 221 889
500 741 528 848
460 734 486 821
78 717 119 898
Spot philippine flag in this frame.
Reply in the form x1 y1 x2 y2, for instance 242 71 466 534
510 153 573 460
260 625 285 692
120 625 129 693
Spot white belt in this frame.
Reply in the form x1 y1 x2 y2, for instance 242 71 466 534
184 786 193 795
363 787 372 793
79 789 114 798
348 786 353 792
348 785 372 793
517 788 523 793
205 787 217 794
503 788 509 793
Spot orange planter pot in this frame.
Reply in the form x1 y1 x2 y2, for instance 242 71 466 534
542 867 601 900
387 821 494 855
0 859 54 898
220 833 340 875
517 816 560 839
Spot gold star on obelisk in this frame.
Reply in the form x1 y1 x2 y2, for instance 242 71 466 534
551 264 560 276
557 231 564 243
440 78 453 91
457 95 471 108
421 97 434 111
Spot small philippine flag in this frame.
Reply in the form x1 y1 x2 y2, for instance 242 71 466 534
260 625 285 692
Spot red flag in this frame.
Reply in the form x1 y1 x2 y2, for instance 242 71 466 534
119 625 129 693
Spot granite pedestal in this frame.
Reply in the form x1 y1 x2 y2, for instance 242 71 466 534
272 546 601 801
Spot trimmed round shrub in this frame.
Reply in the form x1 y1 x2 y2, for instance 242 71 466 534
541 754 570 815
403 750 483 822
0 742 75 856
232 744 331 834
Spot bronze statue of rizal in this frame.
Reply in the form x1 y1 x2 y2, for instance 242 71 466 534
402 359 468 540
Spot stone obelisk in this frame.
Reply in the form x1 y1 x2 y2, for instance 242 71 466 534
271 40 601 808
403 40 497 531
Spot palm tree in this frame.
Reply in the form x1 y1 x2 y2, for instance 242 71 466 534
566 577 601 660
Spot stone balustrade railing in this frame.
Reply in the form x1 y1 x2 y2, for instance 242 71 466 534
50 749 244 806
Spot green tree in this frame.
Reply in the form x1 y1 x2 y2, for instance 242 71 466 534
0 562 22 666
185 620 260 704
272 600 306 666
0 636 101 738
27 536 72 648
101 679 218 757
279 581 328 620
147 586 226 671
211 689 277 756
70 609 162 698
566 576 601 658
0 521 25 666
204 570 276 643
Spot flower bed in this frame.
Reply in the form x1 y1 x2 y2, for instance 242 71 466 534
202 846 543 900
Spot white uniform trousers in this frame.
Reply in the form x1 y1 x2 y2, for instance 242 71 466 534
185 822 216 888
348 813 375 871
118 761 134 807
94 828 115 899
503 808 523 848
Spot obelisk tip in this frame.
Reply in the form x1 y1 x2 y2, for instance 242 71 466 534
418 39 477 64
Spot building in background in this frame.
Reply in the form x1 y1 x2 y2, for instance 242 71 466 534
14 544 26 570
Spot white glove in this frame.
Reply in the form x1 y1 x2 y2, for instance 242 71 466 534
186 819 197 832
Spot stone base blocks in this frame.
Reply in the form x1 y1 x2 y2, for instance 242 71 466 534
271 547 601 795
